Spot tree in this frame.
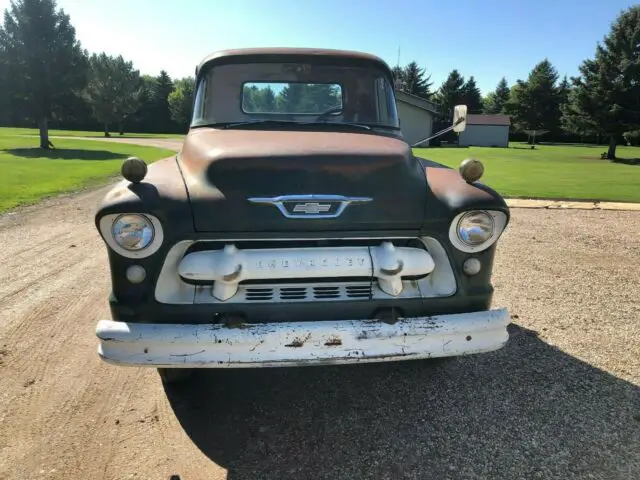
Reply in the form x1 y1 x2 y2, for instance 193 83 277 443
461 76 483 113
0 0 87 148
168 76 195 130
391 65 404 89
557 76 570 108
435 69 465 121
0 38 10 125
392 62 432 99
506 59 561 137
561 6 640 159
149 70 174 132
483 77 510 113
83 53 141 137
128 75 157 133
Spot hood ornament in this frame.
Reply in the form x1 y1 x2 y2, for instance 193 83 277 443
248 195 372 219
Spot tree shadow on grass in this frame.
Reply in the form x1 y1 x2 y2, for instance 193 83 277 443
611 157 640 166
163 324 639 480
3 147 129 161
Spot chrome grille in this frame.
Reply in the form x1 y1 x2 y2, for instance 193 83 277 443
241 283 373 302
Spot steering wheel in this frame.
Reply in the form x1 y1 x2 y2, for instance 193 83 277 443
316 106 343 121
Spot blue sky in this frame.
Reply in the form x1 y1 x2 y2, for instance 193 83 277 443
0 0 635 94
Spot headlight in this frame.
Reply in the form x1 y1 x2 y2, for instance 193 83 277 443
112 214 154 250
448 210 508 253
457 211 494 246
99 213 164 258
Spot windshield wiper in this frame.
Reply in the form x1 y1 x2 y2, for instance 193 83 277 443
200 120 371 131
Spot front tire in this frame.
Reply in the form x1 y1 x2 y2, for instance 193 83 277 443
157 368 194 385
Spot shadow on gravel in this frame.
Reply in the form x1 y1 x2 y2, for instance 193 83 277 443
164 325 639 480
3 147 128 161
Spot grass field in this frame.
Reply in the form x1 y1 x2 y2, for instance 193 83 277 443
413 143 640 203
0 127 185 139
0 134 176 213
2 126 640 214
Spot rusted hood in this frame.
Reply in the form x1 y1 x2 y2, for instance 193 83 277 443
178 128 427 233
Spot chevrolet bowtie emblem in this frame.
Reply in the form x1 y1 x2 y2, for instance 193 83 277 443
248 195 372 219
292 202 332 214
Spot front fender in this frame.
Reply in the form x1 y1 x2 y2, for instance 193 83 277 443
417 157 510 228
94 156 194 303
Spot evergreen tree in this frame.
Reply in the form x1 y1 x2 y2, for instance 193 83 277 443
401 62 433 99
435 69 465 121
561 6 640 159
507 59 561 135
391 62 432 99
0 0 88 148
461 76 483 113
150 70 174 132
483 77 510 113
257 85 277 112
278 83 307 113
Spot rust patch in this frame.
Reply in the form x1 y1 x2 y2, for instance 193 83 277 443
285 333 311 348
324 335 342 346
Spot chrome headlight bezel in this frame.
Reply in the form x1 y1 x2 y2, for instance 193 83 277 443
99 213 164 258
448 210 508 253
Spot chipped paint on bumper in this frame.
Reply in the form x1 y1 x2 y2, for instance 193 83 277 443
95 308 511 368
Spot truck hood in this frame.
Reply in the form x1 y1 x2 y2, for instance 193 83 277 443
178 128 427 233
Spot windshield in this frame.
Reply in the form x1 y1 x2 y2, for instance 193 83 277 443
191 62 400 129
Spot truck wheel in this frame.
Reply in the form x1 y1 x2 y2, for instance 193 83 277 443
157 368 194 385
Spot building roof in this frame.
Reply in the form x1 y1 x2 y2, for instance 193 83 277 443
196 48 392 77
466 114 511 126
395 90 439 114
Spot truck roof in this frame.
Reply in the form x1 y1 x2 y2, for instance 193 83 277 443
195 47 393 79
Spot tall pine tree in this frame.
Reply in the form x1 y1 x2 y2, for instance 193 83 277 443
150 70 174 133
402 62 433 99
483 77 510 114
392 62 432 99
562 6 640 159
435 69 465 121
461 76 483 113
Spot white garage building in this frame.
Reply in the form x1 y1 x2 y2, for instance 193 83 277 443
458 114 511 147
395 90 438 146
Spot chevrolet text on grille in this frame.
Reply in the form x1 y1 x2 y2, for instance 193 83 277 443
178 242 434 301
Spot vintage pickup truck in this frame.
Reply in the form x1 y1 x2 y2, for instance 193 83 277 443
94 48 511 383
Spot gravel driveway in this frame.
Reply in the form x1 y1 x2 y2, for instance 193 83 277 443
0 139 638 480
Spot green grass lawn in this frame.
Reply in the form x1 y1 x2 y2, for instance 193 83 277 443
413 143 640 203
0 126 185 139
0 134 176 213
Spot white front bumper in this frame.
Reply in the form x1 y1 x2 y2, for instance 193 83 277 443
96 309 510 368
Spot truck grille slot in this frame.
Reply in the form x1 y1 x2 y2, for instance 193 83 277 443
245 288 274 301
346 285 373 298
281 287 307 300
240 283 374 302
313 286 341 299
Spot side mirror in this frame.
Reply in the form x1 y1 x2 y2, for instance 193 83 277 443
453 105 467 133
409 104 468 147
